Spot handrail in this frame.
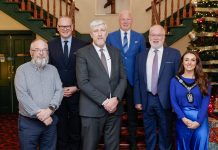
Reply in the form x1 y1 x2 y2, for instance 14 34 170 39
150 0 193 32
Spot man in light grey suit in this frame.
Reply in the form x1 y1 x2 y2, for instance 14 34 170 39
76 19 127 150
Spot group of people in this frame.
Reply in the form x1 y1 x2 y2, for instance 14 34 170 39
14 10 211 150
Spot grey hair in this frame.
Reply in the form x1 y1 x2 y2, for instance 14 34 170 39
89 19 107 30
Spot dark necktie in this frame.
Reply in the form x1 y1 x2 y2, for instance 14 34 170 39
64 41 68 64
123 32 128 53
151 49 159 95
100 49 108 75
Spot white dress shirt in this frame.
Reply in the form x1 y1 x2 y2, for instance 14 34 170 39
93 43 111 77
146 46 164 92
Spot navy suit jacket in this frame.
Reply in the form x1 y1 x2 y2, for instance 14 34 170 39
48 37 87 104
106 30 146 86
134 47 181 110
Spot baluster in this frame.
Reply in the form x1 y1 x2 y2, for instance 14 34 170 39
164 0 168 33
27 0 31 11
111 0 115 14
65 0 68 16
189 0 193 17
21 0 25 10
40 0 43 19
69 0 76 36
60 0 62 16
170 0 174 26
176 0 180 25
33 0 37 18
53 0 57 27
46 0 50 27
183 0 187 18
159 0 161 22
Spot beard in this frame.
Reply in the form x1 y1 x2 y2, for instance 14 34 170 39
31 57 49 68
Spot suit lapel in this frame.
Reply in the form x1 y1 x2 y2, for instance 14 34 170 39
67 38 77 66
158 47 168 81
143 49 149 84
107 45 115 79
117 30 123 50
56 39 66 66
128 30 134 53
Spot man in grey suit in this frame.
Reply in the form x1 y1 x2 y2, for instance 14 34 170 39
76 19 127 150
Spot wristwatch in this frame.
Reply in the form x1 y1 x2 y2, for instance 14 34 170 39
48 105 57 112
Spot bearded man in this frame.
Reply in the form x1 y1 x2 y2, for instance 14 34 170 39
14 39 63 150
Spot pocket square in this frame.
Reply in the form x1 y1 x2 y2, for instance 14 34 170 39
134 41 139 44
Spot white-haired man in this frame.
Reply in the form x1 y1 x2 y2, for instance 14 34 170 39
76 20 127 150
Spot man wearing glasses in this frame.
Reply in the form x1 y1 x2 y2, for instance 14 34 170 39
48 16 87 150
14 39 63 150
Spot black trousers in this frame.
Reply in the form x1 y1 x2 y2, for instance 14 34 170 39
56 95 81 150
124 82 137 145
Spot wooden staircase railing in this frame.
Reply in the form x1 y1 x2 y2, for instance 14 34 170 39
7 0 77 32
151 0 194 33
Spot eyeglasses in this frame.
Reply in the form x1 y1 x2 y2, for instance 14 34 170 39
58 25 72 30
31 48 48 52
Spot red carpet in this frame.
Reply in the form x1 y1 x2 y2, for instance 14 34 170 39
0 113 19 150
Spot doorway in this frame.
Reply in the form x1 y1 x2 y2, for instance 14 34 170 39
0 31 35 113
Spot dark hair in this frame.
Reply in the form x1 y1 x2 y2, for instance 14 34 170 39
177 51 208 96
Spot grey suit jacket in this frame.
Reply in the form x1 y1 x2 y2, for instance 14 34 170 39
76 44 127 117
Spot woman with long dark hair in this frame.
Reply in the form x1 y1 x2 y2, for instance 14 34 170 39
170 51 210 150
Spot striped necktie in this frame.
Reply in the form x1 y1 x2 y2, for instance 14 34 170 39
123 32 128 53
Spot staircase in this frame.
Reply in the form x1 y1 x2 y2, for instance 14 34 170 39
0 0 194 149
0 0 193 45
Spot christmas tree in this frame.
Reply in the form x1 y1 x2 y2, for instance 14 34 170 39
188 0 218 147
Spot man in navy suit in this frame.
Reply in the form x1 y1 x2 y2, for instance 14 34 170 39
106 10 146 150
48 16 87 150
134 25 181 150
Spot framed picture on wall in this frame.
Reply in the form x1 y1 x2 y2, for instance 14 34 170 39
95 0 130 15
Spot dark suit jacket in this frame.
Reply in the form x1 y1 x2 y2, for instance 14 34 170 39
48 37 87 105
106 30 146 86
134 47 181 110
76 44 127 117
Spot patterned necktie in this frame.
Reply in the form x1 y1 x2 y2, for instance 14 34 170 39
100 49 108 75
64 41 68 64
151 49 159 95
123 32 128 53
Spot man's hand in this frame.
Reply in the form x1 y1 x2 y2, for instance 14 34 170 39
104 97 119 113
135 104 142 111
43 116 53 126
36 108 53 122
64 86 79 97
